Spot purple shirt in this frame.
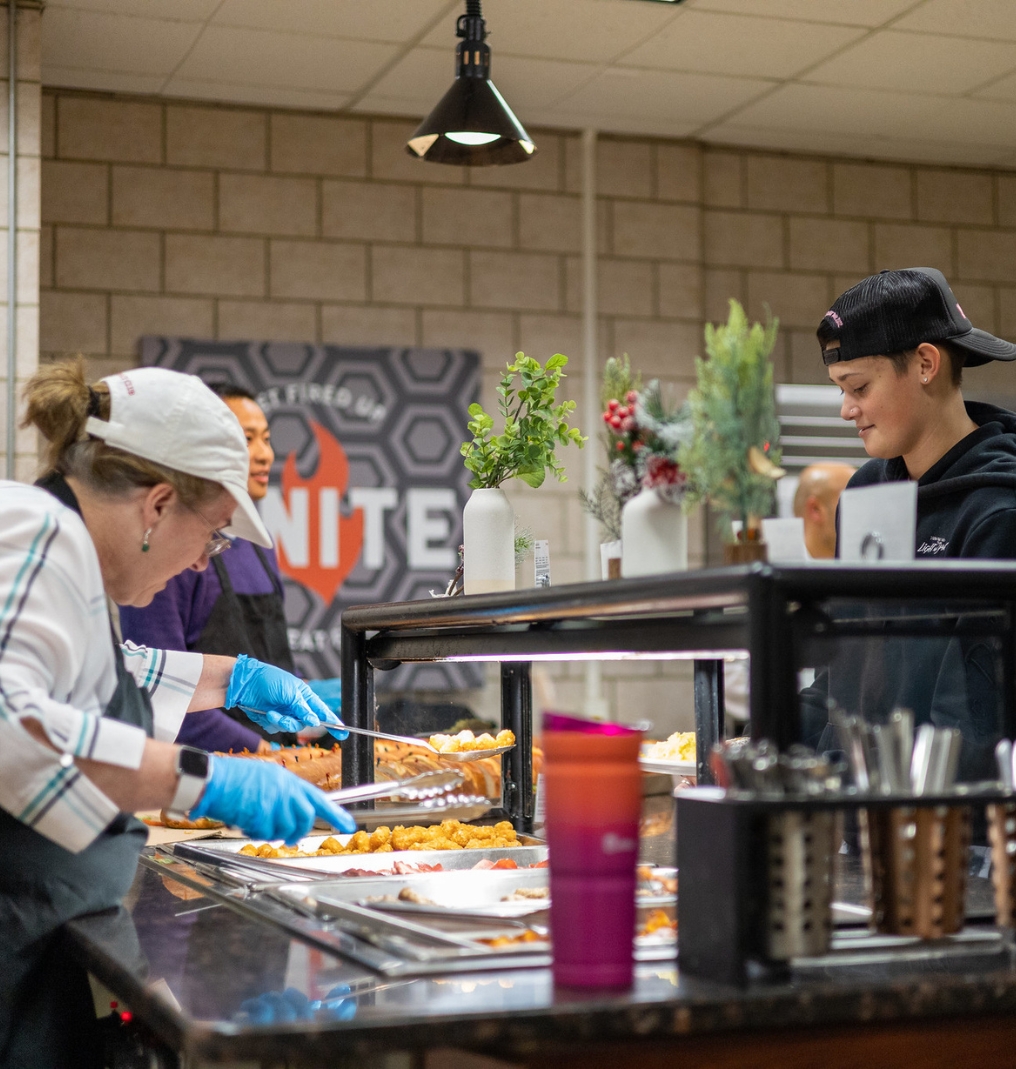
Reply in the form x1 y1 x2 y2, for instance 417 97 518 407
119 539 285 753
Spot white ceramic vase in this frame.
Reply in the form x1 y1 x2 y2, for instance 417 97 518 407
463 487 516 595
620 487 688 577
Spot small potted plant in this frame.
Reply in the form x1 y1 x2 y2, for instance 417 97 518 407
678 300 784 563
581 357 694 577
460 352 584 594
579 355 643 555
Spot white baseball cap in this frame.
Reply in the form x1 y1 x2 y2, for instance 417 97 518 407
84 368 273 548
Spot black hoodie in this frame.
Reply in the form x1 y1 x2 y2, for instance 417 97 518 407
844 400 1016 559
808 401 1016 788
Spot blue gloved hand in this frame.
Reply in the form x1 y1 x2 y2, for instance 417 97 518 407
226 655 348 740
235 986 355 1025
236 988 313 1025
189 755 356 843
305 677 342 714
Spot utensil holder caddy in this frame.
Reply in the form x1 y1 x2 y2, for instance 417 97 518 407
676 785 1011 986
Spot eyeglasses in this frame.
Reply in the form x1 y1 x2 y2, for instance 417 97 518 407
181 501 233 558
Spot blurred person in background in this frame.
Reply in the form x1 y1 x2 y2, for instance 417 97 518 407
793 462 856 559
120 383 342 754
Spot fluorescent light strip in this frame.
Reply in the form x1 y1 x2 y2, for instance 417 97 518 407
442 649 748 663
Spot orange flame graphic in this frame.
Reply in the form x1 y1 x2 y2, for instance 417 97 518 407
277 421 364 603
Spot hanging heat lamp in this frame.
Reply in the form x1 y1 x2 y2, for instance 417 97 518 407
406 0 536 166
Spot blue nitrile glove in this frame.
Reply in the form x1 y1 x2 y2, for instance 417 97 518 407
226 655 348 740
189 755 356 844
236 988 313 1025
235 986 356 1025
305 677 342 714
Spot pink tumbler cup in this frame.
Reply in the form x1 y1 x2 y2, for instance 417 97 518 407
543 721 642 988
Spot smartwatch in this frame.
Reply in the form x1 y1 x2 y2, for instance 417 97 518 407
167 746 211 818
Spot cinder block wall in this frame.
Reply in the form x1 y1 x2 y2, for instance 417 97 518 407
38 89 1016 730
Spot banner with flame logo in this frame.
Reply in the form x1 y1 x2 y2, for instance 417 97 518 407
141 337 480 691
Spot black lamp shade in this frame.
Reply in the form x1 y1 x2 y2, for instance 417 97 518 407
406 2 536 166
407 78 536 166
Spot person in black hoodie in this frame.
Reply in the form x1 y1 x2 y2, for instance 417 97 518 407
821 267 1016 558
807 267 1016 780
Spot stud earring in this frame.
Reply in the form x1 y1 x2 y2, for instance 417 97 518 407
141 528 151 553
922 377 928 383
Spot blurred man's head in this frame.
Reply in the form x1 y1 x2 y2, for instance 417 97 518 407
793 462 856 559
208 383 274 502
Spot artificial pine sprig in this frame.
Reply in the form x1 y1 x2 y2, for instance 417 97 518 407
678 300 783 541
461 352 585 490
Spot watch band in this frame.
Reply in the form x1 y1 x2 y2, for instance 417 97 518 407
167 746 211 817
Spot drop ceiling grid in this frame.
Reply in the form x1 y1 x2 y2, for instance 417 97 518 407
38 0 1016 168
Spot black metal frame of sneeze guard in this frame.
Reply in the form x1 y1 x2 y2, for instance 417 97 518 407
676 784 1014 987
339 561 1016 832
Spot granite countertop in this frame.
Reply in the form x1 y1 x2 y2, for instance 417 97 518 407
64 852 1016 1067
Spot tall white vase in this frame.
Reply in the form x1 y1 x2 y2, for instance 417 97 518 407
463 487 516 595
621 487 688 577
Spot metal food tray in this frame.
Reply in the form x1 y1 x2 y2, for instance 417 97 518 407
287 868 551 919
175 833 548 878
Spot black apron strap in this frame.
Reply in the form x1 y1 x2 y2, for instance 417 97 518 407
210 553 235 597
252 543 285 599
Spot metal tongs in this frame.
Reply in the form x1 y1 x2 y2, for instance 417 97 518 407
324 769 464 805
340 724 515 763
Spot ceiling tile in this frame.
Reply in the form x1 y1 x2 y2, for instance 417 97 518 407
894 0 1016 41
804 29 1016 94
523 105 699 139
493 56 603 109
173 25 397 94
422 0 679 62
972 69 1016 101
41 8 203 76
722 83 948 141
930 97 1016 148
688 0 921 28
554 67 771 126
348 94 427 120
210 0 454 43
162 78 352 112
45 0 218 19
703 122 1011 167
371 46 599 111
619 10 865 78
40 65 167 94
367 47 454 102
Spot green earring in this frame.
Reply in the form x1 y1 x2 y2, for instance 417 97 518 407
142 528 151 553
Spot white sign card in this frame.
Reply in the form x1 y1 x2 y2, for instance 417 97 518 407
838 482 917 562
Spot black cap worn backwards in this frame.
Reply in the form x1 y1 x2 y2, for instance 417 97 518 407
817 267 1016 367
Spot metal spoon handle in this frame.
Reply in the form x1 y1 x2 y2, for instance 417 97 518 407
341 723 439 751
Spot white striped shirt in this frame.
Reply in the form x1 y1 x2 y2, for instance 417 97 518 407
0 480 201 854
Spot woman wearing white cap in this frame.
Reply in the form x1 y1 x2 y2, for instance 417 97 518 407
0 360 355 1067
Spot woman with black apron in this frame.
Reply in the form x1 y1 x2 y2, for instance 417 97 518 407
119 384 342 753
0 361 354 1068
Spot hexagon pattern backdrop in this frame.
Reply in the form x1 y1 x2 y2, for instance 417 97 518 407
140 337 483 691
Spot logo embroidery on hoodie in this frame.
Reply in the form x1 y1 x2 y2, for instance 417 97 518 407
918 536 949 555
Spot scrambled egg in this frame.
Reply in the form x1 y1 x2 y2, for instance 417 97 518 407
643 731 696 762
428 729 515 753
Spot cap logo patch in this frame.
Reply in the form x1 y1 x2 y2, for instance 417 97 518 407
119 373 135 395
825 310 844 327
956 303 966 319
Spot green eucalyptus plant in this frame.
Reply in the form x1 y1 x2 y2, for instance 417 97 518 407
678 299 784 542
461 352 585 490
